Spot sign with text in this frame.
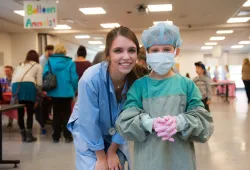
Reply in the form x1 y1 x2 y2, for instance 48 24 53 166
24 1 57 29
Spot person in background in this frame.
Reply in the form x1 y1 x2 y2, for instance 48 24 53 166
75 45 91 81
213 65 219 81
194 62 212 111
39 45 54 68
0 65 14 128
207 66 211 79
92 51 104 65
12 50 42 142
43 44 78 143
40 45 54 125
34 90 46 135
242 58 250 104
116 23 213 170
225 65 230 80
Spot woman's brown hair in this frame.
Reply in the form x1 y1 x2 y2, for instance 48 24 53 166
25 50 39 64
104 26 148 87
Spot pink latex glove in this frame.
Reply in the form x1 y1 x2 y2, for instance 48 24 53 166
153 117 166 130
155 116 177 142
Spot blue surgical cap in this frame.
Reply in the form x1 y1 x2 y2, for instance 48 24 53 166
142 23 183 49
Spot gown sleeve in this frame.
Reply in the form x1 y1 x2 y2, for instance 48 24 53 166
176 80 214 143
116 79 154 143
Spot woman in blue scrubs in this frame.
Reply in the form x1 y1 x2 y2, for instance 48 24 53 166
67 26 144 170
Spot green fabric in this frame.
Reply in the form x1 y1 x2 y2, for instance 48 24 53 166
116 74 214 170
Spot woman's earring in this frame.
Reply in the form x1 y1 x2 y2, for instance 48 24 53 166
147 65 152 70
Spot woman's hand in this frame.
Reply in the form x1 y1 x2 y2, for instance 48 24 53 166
107 143 122 170
95 158 109 170
95 150 109 170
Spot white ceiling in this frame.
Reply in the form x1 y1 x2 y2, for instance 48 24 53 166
0 0 250 54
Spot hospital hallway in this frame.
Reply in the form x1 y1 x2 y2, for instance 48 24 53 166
0 90 250 170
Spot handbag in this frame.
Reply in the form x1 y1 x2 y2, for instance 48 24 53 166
10 63 36 105
42 60 57 91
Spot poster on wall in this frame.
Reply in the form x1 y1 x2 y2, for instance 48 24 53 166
24 1 57 29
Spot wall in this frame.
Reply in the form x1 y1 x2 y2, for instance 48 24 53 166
47 35 98 61
177 51 204 78
177 51 250 79
0 33 12 77
227 53 249 65
10 33 38 67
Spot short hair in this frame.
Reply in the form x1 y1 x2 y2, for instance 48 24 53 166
4 65 13 71
77 46 87 58
54 44 67 55
45 45 54 51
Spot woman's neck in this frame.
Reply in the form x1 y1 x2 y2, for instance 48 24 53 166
149 70 175 80
75 57 86 62
108 65 126 87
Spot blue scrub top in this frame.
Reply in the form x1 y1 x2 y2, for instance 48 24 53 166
67 61 128 151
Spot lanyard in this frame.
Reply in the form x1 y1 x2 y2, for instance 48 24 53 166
106 71 114 128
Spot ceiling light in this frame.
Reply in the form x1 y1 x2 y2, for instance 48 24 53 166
93 37 104 40
216 30 234 34
227 17 250 23
153 21 173 25
210 36 225 41
147 4 172 12
14 10 24 16
99 45 105 49
100 23 120 28
237 10 250 16
79 7 106 15
205 42 218 46
88 41 102 45
231 45 244 49
201 46 213 50
239 41 250 44
75 35 90 39
54 25 71 30
243 0 250 7
56 1 59 3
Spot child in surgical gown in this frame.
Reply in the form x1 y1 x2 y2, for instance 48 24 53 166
116 23 214 170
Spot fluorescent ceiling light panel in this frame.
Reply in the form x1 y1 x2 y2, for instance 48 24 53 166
147 4 172 12
99 45 105 49
14 10 24 16
100 23 120 28
237 10 250 16
210 36 225 41
75 35 90 39
239 41 250 44
201 46 213 50
88 41 102 45
79 7 106 15
227 17 250 23
216 30 234 34
243 0 250 7
153 21 173 25
93 37 104 40
54 25 71 30
231 45 244 49
205 42 218 46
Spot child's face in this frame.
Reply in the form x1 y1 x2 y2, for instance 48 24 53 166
196 66 204 75
148 45 175 53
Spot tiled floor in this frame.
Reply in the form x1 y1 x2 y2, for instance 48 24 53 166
0 90 249 170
